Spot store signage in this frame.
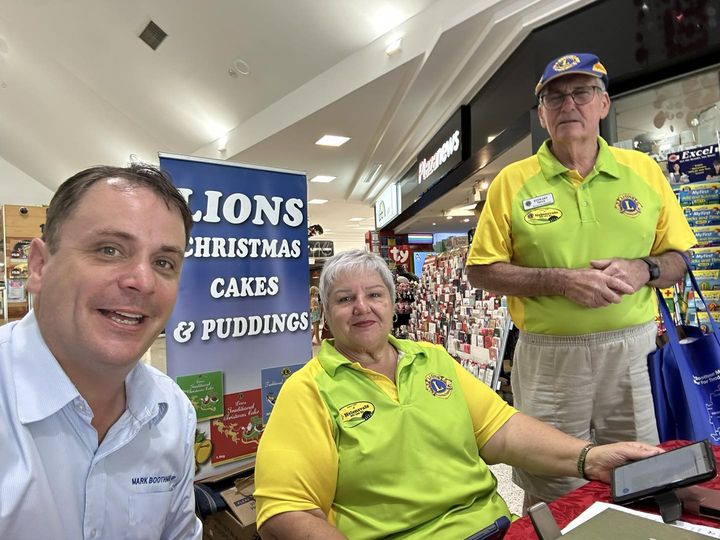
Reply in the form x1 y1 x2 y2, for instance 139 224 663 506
160 154 310 479
667 143 720 183
308 240 334 258
417 107 466 187
374 183 401 229
413 251 434 276
389 244 412 265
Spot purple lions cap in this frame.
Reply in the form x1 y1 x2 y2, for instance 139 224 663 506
534 53 608 96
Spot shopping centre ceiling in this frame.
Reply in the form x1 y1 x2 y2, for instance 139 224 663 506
0 0 594 248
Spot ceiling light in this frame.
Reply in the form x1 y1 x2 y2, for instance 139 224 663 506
487 134 498 143
446 202 477 218
348 217 365 222
432 222 436 226
217 135 228 153
308 199 328 205
309 175 336 183
385 37 402 56
446 216 453 220
480 180 490 190
316 135 350 147
463 218 470 223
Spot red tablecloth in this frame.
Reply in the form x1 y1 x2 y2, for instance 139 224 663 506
504 440 720 539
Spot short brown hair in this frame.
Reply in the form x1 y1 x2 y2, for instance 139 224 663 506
44 164 193 252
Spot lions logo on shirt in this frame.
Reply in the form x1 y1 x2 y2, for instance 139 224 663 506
425 374 453 398
615 194 642 217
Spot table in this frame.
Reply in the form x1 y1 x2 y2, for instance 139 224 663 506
504 440 720 539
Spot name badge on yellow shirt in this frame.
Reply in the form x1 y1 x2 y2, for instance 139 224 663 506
522 193 554 211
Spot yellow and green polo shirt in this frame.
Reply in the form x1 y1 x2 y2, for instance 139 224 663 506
467 137 696 335
254 336 517 539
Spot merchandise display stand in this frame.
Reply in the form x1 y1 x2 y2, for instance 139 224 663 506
408 247 511 391
669 180 720 329
1 204 46 323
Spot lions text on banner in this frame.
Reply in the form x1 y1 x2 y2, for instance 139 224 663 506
160 154 311 479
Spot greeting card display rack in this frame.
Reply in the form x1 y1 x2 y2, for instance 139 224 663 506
407 247 512 391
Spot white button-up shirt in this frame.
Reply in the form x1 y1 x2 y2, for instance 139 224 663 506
0 311 202 539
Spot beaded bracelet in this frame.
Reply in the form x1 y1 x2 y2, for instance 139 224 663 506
577 443 596 480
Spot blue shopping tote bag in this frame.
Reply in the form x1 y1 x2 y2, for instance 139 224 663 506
648 269 720 444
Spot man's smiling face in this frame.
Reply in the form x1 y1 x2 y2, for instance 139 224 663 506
27 179 186 377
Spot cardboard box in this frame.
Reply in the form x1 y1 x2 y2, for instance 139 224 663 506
202 510 259 540
221 476 257 528
203 475 259 540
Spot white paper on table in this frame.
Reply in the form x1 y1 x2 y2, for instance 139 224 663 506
561 501 720 538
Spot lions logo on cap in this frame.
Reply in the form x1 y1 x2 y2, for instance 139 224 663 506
553 54 581 72
425 374 453 398
615 194 642 217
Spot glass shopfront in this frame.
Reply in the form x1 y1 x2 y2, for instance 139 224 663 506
613 66 720 182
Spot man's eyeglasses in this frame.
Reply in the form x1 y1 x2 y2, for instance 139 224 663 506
539 86 602 110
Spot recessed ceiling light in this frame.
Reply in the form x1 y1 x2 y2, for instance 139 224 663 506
217 135 228 153
316 135 350 147
463 218 470 223
385 37 402 56
308 199 328 205
309 175 336 183
487 134 498 143
348 217 365 222
432 222 437 226
446 216 453 220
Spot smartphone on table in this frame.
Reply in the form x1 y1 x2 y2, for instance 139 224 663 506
611 440 717 505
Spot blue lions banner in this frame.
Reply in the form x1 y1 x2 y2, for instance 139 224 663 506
159 154 310 478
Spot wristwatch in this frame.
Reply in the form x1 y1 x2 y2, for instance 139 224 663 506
641 257 660 282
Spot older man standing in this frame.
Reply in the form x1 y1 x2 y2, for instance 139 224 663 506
466 53 696 506
0 164 202 539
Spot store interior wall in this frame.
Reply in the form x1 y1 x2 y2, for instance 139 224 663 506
0 157 53 206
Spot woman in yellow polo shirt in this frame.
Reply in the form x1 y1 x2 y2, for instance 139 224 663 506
254 250 662 540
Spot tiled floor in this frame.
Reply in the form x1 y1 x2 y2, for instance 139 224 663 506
489 463 524 516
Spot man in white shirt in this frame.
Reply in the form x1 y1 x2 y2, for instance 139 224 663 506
0 164 202 539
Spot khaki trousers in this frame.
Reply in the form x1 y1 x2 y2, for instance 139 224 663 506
511 321 659 503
